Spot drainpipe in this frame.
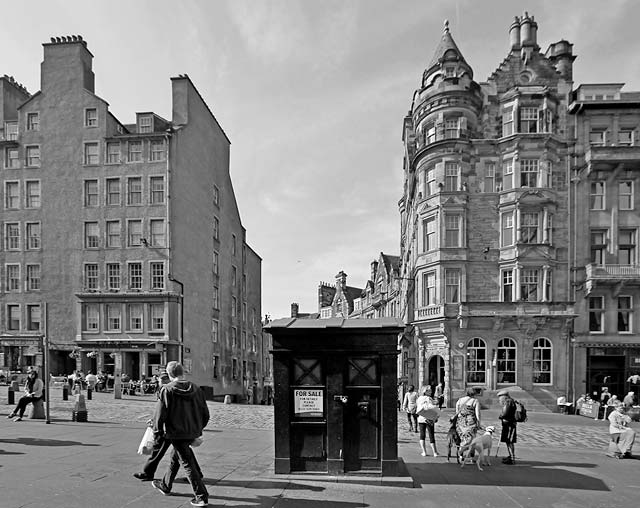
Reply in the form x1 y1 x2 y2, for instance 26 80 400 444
168 275 184 364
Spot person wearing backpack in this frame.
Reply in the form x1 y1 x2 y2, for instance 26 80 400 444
497 389 517 464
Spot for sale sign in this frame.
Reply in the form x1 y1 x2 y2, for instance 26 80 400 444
293 389 323 417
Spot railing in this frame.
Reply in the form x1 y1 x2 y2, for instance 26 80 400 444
586 263 640 279
416 305 443 319
415 130 468 150
586 145 640 165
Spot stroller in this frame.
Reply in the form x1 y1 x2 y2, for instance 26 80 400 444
447 414 461 463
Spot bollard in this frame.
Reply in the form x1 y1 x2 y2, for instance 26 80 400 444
72 393 88 422
8 386 14 405
87 388 92 400
224 394 232 404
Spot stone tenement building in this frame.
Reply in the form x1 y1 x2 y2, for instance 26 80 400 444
399 15 577 406
0 36 262 400
569 84 640 401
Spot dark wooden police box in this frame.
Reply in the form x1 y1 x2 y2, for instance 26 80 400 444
264 317 402 476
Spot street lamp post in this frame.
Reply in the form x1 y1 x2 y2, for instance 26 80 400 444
168 275 184 364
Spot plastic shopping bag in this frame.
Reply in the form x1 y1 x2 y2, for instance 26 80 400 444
417 399 440 422
137 427 155 455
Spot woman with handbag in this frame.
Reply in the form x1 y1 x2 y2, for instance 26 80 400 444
416 386 440 457
455 387 482 453
402 385 419 432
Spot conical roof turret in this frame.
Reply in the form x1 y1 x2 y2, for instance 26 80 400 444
423 20 473 84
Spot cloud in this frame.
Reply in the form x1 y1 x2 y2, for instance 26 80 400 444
226 0 358 69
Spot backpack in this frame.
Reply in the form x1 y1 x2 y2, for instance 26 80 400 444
514 399 528 423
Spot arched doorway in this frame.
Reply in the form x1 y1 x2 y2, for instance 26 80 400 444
428 355 445 394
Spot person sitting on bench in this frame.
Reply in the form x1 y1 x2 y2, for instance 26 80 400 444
7 370 43 422
607 400 636 459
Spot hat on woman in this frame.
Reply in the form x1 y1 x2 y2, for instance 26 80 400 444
497 389 509 397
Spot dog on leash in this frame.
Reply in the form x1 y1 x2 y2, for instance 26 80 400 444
447 423 461 464
459 426 496 471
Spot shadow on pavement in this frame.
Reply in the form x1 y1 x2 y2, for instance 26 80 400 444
0 449 24 455
212 494 366 507
405 460 609 491
0 437 100 447
205 479 324 491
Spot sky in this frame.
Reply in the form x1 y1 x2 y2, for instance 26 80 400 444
2 0 640 319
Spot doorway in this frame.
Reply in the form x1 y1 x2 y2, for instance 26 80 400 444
428 355 445 393
344 357 381 472
123 352 140 380
587 353 625 398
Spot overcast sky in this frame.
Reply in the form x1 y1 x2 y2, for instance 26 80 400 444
2 0 639 319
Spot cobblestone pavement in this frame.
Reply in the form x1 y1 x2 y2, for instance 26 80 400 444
3 387 632 451
1 388 275 429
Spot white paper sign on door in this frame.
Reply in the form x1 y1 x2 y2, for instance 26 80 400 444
294 389 323 417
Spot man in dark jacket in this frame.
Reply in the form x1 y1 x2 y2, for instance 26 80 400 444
151 362 209 507
497 389 517 464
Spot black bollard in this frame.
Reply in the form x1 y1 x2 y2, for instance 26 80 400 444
8 387 14 405
87 388 92 400
62 383 69 401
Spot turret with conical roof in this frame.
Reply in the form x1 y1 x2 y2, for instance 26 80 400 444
422 20 474 87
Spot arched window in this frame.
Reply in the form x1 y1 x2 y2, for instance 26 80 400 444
533 338 552 384
497 338 517 384
466 338 486 384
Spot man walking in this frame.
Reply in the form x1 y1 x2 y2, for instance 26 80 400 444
497 389 517 464
150 361 209 507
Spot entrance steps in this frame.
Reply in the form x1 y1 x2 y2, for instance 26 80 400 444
477 386 559 413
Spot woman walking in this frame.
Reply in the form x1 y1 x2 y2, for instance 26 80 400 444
455 387 481 452
402 385 419 432
417 386 440 457
7 370 43 422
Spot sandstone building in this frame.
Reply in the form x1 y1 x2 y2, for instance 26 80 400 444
0 36 261 399
399 15 576 406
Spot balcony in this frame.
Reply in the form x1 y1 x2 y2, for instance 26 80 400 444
586 145 640 173
586 263 640 280
415 130 469 151
585 264 640 295
416 304 444 319
0 122 19 144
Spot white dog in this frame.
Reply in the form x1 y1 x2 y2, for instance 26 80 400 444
459 426 496 471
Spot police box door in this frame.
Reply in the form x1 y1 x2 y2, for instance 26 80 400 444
344 357 381 472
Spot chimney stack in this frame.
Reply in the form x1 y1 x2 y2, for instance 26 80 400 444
291 303 299 318
371 260 379 282
42 35 94 94
509 16 521 49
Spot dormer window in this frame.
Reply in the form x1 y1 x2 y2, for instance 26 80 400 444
138 115 153 133
444 66 455 77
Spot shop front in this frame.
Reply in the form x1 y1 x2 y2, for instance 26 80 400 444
0 335 43 376
582 344 640 401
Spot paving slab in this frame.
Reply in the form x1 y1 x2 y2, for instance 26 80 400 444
2 389 639 507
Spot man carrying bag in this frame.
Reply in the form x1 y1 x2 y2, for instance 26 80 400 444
150 361 210 507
